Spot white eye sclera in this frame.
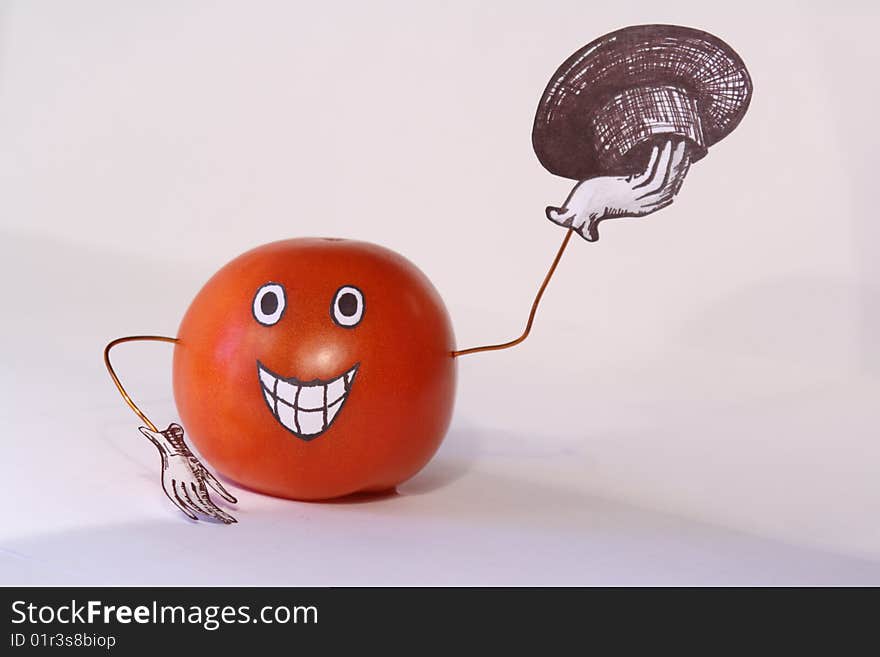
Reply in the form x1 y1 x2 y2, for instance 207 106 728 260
253 283 286 326
331 285 364 328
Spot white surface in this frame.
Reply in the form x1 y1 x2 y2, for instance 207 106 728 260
2 1 880 585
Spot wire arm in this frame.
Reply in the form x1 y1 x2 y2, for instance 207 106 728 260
104 335 178 432
452 228 574 357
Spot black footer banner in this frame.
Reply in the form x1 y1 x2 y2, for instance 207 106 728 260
1 587 875 651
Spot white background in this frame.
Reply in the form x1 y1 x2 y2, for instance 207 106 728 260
2 0 879 584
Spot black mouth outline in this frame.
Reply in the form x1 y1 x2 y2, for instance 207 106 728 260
256 360 360 442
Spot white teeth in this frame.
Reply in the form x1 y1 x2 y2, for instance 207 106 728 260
259 368 276 391
297 385 324 410
257 361 358 440
276 401 297 433
275 379 298 406
326 399 343 425
326 377 346 405
297 409 324 435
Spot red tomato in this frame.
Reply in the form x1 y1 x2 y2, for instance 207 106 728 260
172 238 456 500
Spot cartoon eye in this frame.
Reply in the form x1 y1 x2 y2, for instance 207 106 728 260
252 283 287 326
331 285 365 328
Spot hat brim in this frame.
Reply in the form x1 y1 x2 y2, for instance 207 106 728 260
532 24 753 180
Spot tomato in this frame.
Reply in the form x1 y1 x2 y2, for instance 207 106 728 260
172 238 456 500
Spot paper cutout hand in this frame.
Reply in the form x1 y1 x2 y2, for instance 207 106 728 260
138 423 238 524
546 140 691 241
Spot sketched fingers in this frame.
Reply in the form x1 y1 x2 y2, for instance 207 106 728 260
669 149 691 196
192 482 237 524
179 479 209 517
204 469 238 504
635 140 689 206
167 477 237 524
651 149 690 208
632 144 662 186
634 140 675 197
166 479 199 521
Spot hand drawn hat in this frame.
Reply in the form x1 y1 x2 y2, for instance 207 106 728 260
532 24 752 180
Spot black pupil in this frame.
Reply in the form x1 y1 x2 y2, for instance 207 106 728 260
338 292 358 317
260 291 278 316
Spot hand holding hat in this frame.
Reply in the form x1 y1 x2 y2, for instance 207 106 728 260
534 24 752 241
546 139 690 241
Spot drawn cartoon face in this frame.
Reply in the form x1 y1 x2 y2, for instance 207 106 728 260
253 281 363 440
173 238 456 501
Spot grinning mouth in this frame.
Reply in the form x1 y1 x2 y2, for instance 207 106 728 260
257 360 359 441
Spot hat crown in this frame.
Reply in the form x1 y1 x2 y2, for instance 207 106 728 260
533 24 752 180
592 84 707 174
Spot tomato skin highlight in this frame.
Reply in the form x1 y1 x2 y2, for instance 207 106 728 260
172 238 456 501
